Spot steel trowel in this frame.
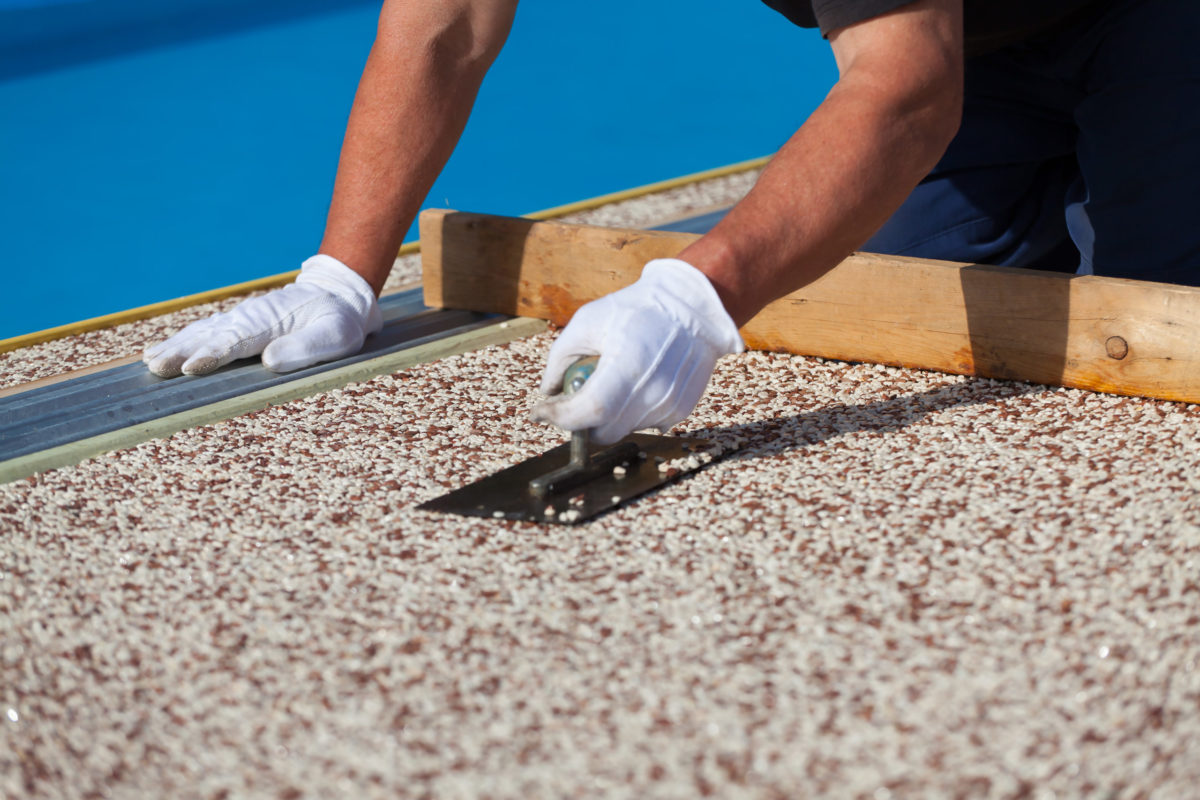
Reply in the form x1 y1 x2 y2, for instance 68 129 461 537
417 357 720 524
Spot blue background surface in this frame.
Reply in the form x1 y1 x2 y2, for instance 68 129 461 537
0 0 834 338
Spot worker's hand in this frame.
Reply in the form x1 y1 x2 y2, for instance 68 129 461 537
142 254 382 377
532 258 743 444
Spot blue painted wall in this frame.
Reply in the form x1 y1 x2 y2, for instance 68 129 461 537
0 1 834 338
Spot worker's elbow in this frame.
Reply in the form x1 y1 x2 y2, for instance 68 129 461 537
450 2 518 73
375 0 517 78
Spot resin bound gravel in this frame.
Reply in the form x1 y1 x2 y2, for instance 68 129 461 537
3 330 1200 799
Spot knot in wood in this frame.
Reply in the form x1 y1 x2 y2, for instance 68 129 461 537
1105 336 1129 360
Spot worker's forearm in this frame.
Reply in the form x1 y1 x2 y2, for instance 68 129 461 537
680 61 961 326
319 2 516 295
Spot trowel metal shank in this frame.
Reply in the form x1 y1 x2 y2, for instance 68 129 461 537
417 433 711 524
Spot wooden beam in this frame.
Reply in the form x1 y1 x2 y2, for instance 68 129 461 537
420 209 1200 404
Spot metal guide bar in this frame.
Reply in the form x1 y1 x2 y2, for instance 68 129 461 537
0 317 548 485
0 290 494 463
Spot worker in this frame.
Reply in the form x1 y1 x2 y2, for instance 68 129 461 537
143 0 1199 445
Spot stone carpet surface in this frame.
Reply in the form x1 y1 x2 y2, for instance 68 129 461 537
3 331 1199 799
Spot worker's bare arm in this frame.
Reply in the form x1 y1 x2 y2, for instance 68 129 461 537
679 0 963 326
319 0 520 295
142 0 518 377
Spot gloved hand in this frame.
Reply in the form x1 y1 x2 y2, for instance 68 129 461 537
532 258 743 444
143 254 382 377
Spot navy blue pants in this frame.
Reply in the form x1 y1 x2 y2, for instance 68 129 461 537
863 0 1200 285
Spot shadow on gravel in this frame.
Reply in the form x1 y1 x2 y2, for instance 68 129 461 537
683 376 1047 462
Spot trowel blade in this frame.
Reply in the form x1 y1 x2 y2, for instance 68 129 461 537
417 432 712 525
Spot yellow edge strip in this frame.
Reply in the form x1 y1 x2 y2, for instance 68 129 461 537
0 155 769 355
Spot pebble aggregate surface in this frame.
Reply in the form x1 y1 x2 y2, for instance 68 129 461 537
3 330 1200 799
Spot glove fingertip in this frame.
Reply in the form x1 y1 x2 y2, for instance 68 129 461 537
538 354 573 396
181 355 222 376
146 355 185 379
650 414 684 438
180 343 236 375
528 399 555 426
538 372 561 397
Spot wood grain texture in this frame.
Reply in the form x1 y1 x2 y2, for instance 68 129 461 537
420 209 1200 403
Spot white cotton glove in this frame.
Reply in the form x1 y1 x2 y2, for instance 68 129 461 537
143 254 382 377
532 258 743 444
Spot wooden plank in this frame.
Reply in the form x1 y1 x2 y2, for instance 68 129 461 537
420 209 1200 403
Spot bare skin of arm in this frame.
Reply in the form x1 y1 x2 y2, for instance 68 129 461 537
318 0 519 296
678 0 964 326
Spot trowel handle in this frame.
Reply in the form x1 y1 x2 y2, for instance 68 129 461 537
562 356 598 468
562 356 599 396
